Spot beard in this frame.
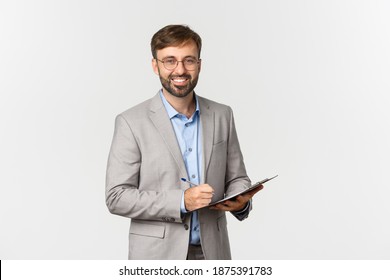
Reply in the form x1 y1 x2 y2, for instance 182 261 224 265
159 73 199 98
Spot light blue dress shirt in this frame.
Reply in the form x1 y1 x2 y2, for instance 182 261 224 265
160 91 202 245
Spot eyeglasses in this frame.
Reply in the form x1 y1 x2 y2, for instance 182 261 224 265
156 57 200 71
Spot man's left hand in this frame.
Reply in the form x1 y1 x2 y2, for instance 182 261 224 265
209 185 263 212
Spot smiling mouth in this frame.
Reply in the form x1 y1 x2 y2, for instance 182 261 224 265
171 77 189 86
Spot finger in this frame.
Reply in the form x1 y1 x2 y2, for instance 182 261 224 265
221 200 236 207
215 201 238 210
211 203 232 211
201 194 214 199
252 185 264 193
242 185 263 198
235 195 248 204
200 198 212 204
200 188 214 194
198 184 214 191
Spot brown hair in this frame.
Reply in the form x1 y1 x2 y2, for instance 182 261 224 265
151 25 202 59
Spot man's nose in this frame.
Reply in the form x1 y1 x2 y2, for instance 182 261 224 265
173 61 186 75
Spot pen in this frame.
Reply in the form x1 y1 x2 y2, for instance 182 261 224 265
180 178 198 187
180 178 215 195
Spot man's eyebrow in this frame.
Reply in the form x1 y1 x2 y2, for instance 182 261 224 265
161 56 176 60
161 55 197 60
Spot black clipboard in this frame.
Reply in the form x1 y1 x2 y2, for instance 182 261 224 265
190 175 278 212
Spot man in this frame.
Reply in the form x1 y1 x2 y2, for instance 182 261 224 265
106 24 262 260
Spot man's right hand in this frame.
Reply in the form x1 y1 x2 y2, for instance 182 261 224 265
184 184 214 211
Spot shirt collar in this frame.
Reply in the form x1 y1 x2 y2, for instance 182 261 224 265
159 90 200 119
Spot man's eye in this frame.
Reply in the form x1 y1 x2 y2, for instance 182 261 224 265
164 59 176 65
185 59 196 64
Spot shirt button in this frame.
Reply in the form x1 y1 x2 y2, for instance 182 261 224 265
191 174 196 179
185 123 189 127
184 224 189 230
188 148 192 152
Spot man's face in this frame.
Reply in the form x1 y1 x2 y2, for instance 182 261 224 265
152 41 201 98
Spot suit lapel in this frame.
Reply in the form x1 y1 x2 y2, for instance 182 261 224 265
198 96 214 183
148 93 188 180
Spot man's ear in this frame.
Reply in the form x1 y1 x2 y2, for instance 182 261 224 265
198 58 202 73
152 58 159 75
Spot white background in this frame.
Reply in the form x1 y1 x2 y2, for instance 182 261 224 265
1 0 389 259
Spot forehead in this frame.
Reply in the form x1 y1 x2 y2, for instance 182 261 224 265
156 41 199 59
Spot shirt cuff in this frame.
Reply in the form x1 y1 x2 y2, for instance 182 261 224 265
180 191 188 214
231 200 250 215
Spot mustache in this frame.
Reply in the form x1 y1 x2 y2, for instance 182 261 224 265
168 74 192 80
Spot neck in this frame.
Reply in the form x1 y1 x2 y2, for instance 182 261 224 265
162 89 196 118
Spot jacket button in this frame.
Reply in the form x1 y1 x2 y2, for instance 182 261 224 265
184 224 189 230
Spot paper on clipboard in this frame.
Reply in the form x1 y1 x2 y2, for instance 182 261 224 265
189 175 278 212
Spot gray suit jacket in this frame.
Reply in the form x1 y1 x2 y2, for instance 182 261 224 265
106 92 251 260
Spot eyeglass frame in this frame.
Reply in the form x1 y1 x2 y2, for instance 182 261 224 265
155 56 201 71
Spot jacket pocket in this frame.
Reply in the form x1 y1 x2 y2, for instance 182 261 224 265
129 220 166 239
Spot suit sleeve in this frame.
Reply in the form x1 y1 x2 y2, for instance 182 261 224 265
105 115 183 223
224 107 252 221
